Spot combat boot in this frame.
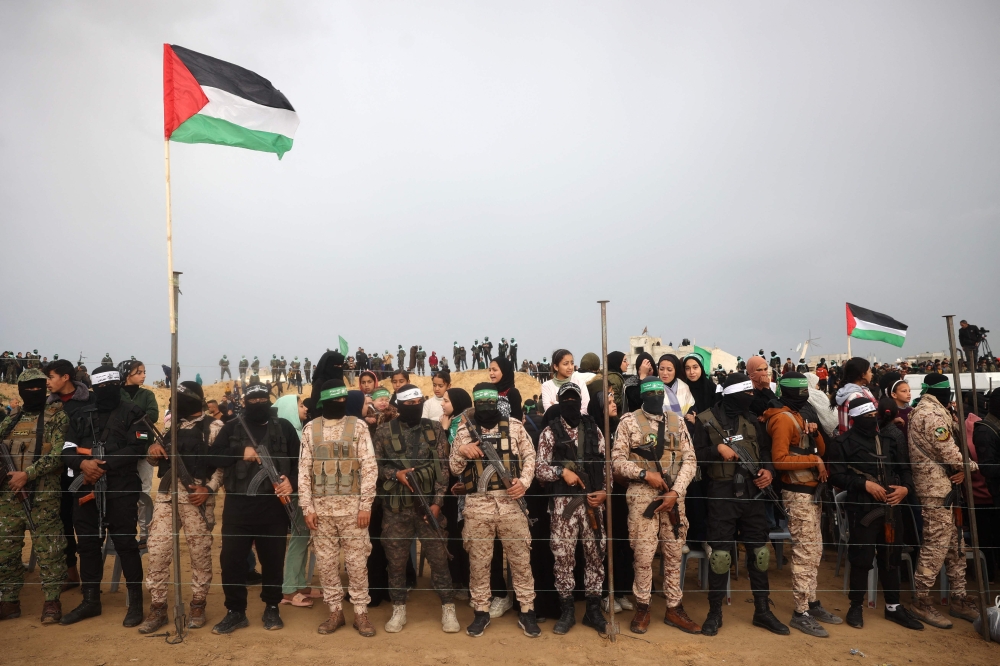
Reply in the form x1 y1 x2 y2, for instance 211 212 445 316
353 612 375 637
752 596 789 635
137 603 168 634
0 601 21 620
187 597 207 629
41 600 62 624
553 596 576 635
949 595 980 623
663 603 701 634
60 586 102 625
910 596 952 629
123 584 144 628
441 603 460 633
629 602 651 634
701 600 723 636
318 608 345 634
582 595 607 634
385 604 407 633
845 604 863 628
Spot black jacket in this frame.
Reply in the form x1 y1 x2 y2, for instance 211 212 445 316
62 399 151 493
973 416 1000 506
828 425 914 513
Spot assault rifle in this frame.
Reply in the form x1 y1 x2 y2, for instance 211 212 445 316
706 420 787 521
560 462 601 533
404 469 453 560
856 433 899 570
68 441 107 541
466 424 536 526
236 412 300 536
631 440 682 538
0 413 37 532
140 415 208 523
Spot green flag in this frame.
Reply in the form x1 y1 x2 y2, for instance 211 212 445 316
339 336 349 356
692 345 713 373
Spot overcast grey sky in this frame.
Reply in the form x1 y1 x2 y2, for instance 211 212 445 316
2 1 997 376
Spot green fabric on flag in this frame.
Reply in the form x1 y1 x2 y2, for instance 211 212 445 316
849 328 906 347
170 113 294 158
692 346 713 373
339 336 349 356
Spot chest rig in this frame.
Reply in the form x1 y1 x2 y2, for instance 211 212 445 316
550 415 604 495
700 408 760 483
772 410 819 485
382 418 443 512
628 410 685 482
460 414 521 493
311 416 360 497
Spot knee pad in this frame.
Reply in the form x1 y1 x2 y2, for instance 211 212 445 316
709 549 732 575
751 546 769 573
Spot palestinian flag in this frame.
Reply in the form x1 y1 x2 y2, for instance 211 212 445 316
846 303 908 347
163 45 298 158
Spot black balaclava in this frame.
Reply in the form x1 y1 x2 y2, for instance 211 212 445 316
318 379 348 420
721 372 754 418
17 371 47 412
92 364 122 412
639 377 666 415
244 383 272 422
558 382 582 428
848 396 878 436
922 372 952 407
175 381 204 420
778 372 809 412
395 383 424 427
472 382 501 429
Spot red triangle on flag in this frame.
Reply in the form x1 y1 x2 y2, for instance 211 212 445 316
163 44 208 139
845 303 857 335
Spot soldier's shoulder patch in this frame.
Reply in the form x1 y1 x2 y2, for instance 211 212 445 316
136 431 150 441
934 426 950 442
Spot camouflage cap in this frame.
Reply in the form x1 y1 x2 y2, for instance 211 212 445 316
18 367 47 383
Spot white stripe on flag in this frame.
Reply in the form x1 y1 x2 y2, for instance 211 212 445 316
852 318 906 337
200 86 300 139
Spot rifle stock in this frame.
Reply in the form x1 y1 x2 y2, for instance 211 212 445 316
0 415 37 532
404 470 453 560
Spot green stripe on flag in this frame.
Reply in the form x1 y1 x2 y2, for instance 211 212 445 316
849 328 906 347
170 113 294 158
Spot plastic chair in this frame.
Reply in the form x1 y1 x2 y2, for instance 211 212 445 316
769 518 791 571
103 493 153 595
833 491 850 577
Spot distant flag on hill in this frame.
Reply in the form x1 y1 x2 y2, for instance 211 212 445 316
163 44 299 158
339 336 349 357
846 303 908 347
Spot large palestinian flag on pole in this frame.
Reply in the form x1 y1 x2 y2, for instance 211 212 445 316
846 303 908 347
163 45 299 158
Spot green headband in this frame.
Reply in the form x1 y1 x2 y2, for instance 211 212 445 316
318 386 348 404
778 377 809 389
920 379 950 395
640 379 665 394
371 388 390 399
473 388 499 402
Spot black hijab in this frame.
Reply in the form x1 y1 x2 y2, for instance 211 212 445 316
492 356 516 393
607 351 626 375
446 388 473 419
345 390 365 418
681 355 717 414
633 352 656 381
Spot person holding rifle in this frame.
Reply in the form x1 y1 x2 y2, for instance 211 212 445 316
137 381 222 634
0 367 68 624
691 373 788 637
765 372 841 636
908 373 980 627
298 378 379 636
535 383 608 636
60 364 152 627
612 377 700 635
827 396 923 630
450 383 539 638
205 381 299 634
373 383 458 634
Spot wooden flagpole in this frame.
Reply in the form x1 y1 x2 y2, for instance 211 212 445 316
598 299 617 641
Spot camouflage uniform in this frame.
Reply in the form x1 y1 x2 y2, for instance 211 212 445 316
781 490 822 612
909 395 967 599
450 415 536 612
374 418 454 604
535 417 606 596
612 409 697 607
144 415 223 606
0 400 68 605
299 415 378 615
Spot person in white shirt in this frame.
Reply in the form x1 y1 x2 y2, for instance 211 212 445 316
540 349 591 413
422 371 450 421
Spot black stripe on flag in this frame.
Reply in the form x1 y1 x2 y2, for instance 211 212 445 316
847 303 908 331
170 45 295 111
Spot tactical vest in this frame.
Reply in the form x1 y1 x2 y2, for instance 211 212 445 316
159 416 215 492
73 402 144 473
549 416 604 496
770 410 819 486
7 404 61 491
699 407 760 483
460 412 521 493
382 418 443 512
627 410 685 483
311 416 361 497
225 419 291 496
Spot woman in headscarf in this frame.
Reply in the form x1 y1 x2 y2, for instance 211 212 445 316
681 354 717 417
307 351 345 418
657 354 695 416
679 354 715 546
606 351 629 417
440 388 473 595
274 395 320 607
489 357 523 421
624 352 656 412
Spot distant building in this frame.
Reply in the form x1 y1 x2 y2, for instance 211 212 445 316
628 334 738 373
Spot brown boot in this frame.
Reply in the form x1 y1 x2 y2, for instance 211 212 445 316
0 601 21 620
630 603 651 634
62 566 80 592
187 598 207 629
664 603 702 634
353 612 376 637
318 609 345 635
949 596 980 623
41 600 62 624
910 596 952 629
137 603 169 634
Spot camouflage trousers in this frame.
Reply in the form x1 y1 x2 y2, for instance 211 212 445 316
626 482 688 606
915 503 966 598
782 489 822 613
0 497 66 602
382 507 454 604
146 499 213 605
311 513 372 614
550 499 605 596
464 496 535 612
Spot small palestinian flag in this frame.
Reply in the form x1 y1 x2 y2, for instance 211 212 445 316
163 44 299 158
846 303 908 347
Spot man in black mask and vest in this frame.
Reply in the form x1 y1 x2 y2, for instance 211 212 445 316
206 381 299 634
373 383 458 634
60 365 152 627
692 373 788 636
451 383 539 638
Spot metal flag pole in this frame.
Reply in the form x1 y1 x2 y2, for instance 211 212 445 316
944 315 990 642
598 300 617 641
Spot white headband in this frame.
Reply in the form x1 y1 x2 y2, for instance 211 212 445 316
91 370 120 385
848 402 877 418
722 380 753 395
396 388 423 402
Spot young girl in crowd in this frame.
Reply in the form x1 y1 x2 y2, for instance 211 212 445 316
422 371 450 420
489 357 523 421
540 349 591 412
